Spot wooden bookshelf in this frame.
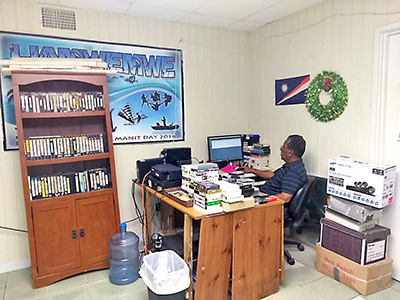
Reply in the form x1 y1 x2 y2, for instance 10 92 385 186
12 70 120 288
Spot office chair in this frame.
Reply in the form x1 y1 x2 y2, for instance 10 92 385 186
284 175 316 265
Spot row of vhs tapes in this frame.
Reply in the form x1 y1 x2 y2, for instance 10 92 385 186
20 91 105 113
24 133 108 160
28 167 111 200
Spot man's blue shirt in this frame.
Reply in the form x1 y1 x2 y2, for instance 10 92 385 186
260 159 307 196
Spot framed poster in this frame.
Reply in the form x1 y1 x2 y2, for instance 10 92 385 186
0 31 185 150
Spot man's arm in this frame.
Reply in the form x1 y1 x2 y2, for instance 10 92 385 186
242 166 274 179
274 192 292 203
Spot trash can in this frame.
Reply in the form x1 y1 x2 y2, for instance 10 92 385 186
139 250 190 300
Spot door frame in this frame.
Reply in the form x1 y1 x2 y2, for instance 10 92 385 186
370 22 400 162
370 22 400 280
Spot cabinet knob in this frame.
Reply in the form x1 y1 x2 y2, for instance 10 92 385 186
72 230 77 239
80 228 85 238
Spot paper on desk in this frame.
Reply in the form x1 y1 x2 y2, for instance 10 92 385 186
220 165 239 173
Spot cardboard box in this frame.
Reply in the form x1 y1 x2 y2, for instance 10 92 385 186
315 244 392 295
221 197 255 212
320 218 390 265
327 156 396 208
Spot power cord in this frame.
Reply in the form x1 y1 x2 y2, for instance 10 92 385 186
121 216 143 224
131 181 144 225
0 225 28 233
141 171 151 255
191 156 200 163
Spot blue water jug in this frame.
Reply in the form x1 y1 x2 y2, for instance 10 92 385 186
108 223 140 285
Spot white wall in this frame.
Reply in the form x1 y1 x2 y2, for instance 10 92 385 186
0 0 251 269
249 0 400 175
1 0 400 271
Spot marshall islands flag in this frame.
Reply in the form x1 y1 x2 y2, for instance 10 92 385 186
275 74 310 106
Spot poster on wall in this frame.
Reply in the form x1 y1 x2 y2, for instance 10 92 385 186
275 74 310 106
0 31 184 150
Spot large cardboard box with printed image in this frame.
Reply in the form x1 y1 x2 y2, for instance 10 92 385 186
327 156 396 208
315 244 392 296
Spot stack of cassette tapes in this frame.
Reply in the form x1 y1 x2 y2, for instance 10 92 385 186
181 163 218 197
192 181 223 215
242 134 270 171
20 91 105 113
28 167 111 200
24 133 108 160
217 180 255 212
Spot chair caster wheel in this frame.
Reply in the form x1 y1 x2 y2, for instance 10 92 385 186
288 258 295 265
298 245 305 251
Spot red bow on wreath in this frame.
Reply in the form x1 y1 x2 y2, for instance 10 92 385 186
324 78 332 92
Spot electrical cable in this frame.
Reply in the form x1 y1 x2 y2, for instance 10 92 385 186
191 156 200 163
132 180 146 248
0 225 28 233
121 216 143 224
131 181 144 225
141 171 151 255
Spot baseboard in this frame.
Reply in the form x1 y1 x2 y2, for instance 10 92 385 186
0 258 31 274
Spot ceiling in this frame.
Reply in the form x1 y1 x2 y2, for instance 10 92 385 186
33 0 325 32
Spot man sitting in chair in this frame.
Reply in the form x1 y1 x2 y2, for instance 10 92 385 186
242 134 307 203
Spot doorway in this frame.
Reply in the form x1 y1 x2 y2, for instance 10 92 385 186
370 22 400 280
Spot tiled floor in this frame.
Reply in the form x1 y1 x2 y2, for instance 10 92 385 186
0 268 148 300
1 230 400 300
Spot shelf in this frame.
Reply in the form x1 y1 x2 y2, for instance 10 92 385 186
21 110 106 119
30 188 114 205
26 153 110 167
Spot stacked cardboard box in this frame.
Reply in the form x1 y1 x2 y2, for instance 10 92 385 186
315 244 392 296
327 156 395 208
320 218 390 265
315 157 396 295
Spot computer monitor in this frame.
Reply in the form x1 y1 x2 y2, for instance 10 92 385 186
207 134 243 165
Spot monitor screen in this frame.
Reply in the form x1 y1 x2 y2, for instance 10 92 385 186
207 134 243 163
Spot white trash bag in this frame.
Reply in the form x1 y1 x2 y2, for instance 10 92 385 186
139 250 190 295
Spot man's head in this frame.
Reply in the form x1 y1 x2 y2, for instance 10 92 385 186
280 135 306 162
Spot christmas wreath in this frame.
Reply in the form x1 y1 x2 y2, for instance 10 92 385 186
305 71 348 122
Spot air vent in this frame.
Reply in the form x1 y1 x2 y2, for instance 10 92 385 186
41 7 76 30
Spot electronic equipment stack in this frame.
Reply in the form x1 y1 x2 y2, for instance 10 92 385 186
315 156 395 296
136 157 164 183
147 163 182 191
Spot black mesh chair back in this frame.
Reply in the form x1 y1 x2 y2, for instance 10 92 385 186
286 175 316 225
284 175 316 265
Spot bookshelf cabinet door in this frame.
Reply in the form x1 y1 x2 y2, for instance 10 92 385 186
76 194 116 266
32 200 81 276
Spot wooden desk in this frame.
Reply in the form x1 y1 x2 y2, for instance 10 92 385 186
136 180 284 300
